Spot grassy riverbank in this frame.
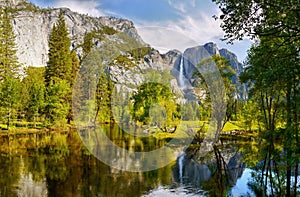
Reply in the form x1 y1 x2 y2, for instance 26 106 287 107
0 120 258 140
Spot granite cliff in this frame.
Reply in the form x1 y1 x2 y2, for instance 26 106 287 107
3 0 143 66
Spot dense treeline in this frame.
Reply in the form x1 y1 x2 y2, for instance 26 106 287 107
0 8 118 129
0 6 244 132
0 9 76 128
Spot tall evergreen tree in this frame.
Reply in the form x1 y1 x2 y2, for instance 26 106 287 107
0 5 21 129
0 76 20 129
66 50 80 123
45 10 72 85
95 70 114 123
0 6 20 81
70 50 79 86
82 32 94 59
45 10 79 124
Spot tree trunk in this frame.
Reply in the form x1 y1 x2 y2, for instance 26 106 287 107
286 84 292 197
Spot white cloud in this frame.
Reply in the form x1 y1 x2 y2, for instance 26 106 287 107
167 0 197 14
172 13 223 44
137 27 198 53
54 0 105 17
136 12 224 53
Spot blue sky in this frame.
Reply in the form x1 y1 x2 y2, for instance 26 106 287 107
29 0 252 62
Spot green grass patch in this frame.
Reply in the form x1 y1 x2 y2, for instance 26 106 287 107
152 128 189 140
222 121 243 132
180 120 206 127
150 121 204 140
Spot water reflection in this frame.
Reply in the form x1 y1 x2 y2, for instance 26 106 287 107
0 128 176 197
173 153 211 186
170 142 246 196
17 172 48 197
78 124 192 172
0 125 298 196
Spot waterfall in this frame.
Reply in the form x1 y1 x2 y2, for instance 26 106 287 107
178 55 185 88
178 153 185 183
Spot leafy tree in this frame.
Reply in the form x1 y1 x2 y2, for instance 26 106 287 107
22 67 45 126
199 103 210 121
131 82 180 132
181 101 199 121
213 1 299 194
213 0 300 47
194 55 236 141
239 100 260 132
111 87 132 125
240 37 300 196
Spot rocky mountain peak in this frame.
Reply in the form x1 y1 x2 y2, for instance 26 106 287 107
203 42 219 56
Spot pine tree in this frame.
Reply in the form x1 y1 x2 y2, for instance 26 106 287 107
0 5 21 129
45 10 72 85
66 50 80 123
0 6 20 81
70 50 79 86
82 32 94 59
44 10 74 124
95 70 114 123
0 76 20 129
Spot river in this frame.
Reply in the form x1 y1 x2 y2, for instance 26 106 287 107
0 124 298 196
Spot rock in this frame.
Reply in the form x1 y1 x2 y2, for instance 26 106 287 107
170 42 246 100
10 5 144 67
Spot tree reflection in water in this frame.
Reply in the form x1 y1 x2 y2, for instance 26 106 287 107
0 127 298 196
171 135 300 197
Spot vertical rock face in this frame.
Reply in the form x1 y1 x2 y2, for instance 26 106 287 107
173 42 242 81
171 42 246 99
219 49 243 82
9 4 144 66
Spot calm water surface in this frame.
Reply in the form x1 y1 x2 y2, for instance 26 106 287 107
0 124 297 196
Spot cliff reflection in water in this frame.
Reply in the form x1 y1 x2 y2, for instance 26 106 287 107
0 125 257 197
172 142 246 196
